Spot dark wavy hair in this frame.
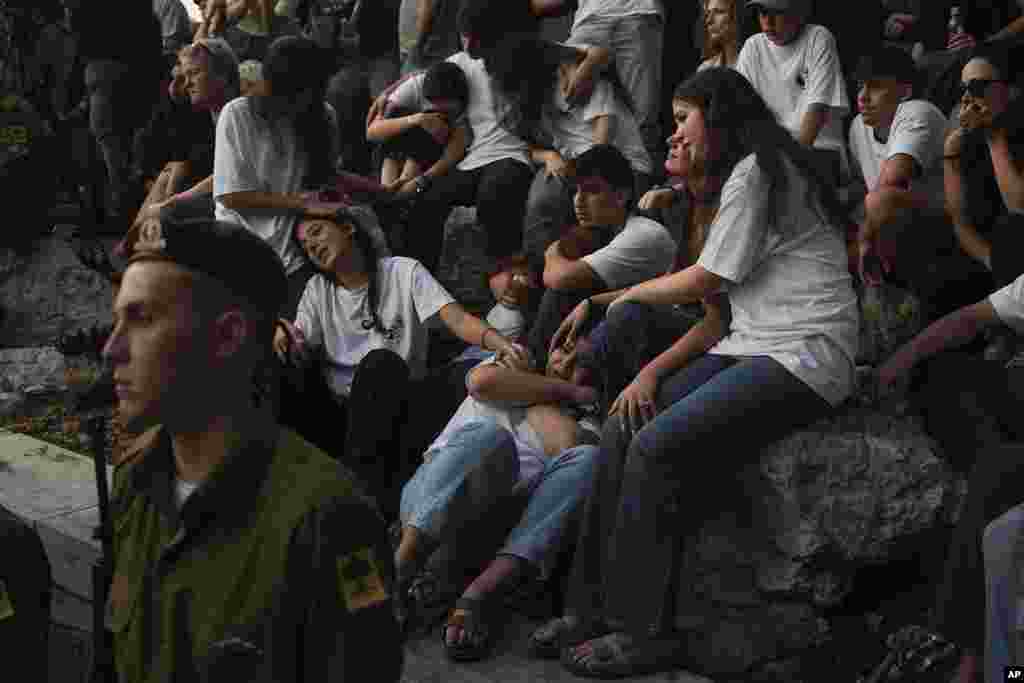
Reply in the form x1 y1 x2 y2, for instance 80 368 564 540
482 35 634 144
959 42 1020 232
673 67 846 234
256 36 334 189
293 208 388 335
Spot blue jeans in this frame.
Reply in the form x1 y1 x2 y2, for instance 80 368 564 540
582 302 702 414
984 502 1024 683
568 354 833 633
400 420 599 577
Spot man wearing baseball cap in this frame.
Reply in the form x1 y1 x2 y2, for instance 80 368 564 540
848 46 951 298
102 212 401 681
736 0 849 181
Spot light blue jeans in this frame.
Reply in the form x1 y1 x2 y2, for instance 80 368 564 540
984 503 1024 682
400 419 599 577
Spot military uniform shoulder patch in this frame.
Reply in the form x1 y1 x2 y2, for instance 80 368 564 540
337 548 389 612
0 579 15 621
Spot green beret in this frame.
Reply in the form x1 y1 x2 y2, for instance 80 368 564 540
126 212 287 317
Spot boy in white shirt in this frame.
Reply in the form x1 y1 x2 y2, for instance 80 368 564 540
847 46 948 287
736 0 849 181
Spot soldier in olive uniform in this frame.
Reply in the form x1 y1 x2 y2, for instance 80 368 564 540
103 213 402 682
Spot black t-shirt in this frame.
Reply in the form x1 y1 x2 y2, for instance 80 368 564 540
70 0 162 69
136 95 215 186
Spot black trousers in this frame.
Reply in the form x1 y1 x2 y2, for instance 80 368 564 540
278 348 477 520
403 157 534 273
884 210 1024 322
917 353 1024 650
584 302 702 415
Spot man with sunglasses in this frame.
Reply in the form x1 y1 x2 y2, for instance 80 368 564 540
736 0 849 183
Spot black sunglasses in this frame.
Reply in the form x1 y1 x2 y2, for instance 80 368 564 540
958 78 1007 99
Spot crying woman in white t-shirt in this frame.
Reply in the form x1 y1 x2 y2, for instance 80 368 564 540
271 207 529 519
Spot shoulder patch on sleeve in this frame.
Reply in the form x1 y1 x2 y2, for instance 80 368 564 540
337 548 389 613
0 579 15 621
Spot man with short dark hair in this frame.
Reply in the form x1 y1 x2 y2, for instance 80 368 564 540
527 144 676 364
104 213 401 682
847 46 949 288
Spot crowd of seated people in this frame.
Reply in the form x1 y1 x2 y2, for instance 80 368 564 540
14 0 1024 679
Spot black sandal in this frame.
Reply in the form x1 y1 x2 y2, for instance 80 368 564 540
442 596 495 662
528 614 614 660
405 568 460 633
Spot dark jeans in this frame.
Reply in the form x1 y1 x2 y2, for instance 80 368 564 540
403 157 534 273
278 348 477 520
583 302 703 414
526 288 598 369
881 208 997 321
567 354 833 634
918 354 1024 650
990 213 1024 291
283 265 316 321
85 60 150 216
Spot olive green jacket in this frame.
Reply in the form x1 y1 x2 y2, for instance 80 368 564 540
107 422 401 683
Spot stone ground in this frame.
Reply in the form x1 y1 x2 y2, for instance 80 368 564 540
402 618 713 683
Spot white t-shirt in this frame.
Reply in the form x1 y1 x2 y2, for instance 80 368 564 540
990 273 1024 335
582 214 677 290
571 0 662 34
213 97 339 275
294 257 455 397
543 78 652 174
398 0 420 54
389 52 531 171
425 356 600 489
736 25 850 157
698 154 860 406
848 99 947 208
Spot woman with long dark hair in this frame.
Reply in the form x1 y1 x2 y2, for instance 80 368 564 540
214 34 345 318
482 36 651 273
274 207 529 520
528 67 859 678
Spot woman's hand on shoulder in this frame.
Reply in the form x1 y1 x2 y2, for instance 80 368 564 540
638 188 676 212
493 340 533 372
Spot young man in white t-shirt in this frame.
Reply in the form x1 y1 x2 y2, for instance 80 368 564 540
846 46 948 288
736 0 849 180
527 144 677 364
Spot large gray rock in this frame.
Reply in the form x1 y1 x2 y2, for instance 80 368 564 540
674 404 961 676
437 206 493 314
0 347 66 393
0 238 114 348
